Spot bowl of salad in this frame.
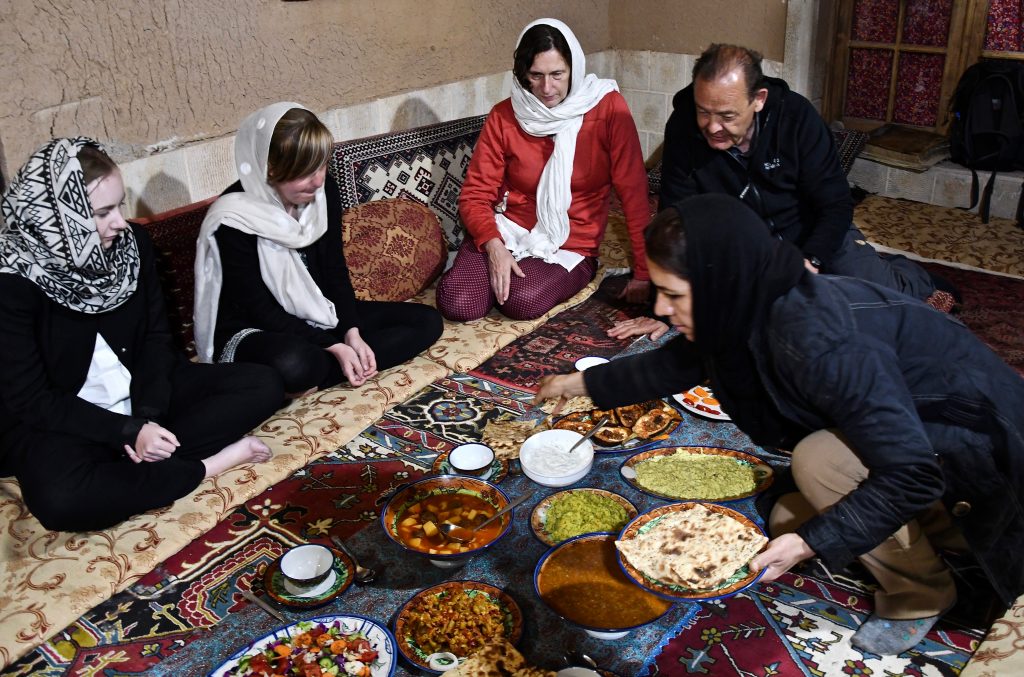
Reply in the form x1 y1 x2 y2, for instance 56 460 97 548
209 614 396 676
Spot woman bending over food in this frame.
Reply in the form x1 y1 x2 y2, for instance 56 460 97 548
535 193 1024 655
194 102 443 395
436 18 652 321
0 139 284 531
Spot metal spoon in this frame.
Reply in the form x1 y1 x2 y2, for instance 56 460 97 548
240 588 288 623
330 535 376 584
567 415 611 453
439 489 536 543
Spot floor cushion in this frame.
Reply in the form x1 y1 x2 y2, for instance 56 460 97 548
342 197 446 301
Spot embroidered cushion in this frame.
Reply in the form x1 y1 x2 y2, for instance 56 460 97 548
342 197 446 301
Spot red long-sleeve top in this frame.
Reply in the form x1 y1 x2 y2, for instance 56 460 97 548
459 92 651 280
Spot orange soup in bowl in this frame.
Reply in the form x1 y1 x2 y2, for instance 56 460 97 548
536 533 672 630
397 494 505 555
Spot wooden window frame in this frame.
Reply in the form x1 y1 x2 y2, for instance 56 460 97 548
823 0 998 134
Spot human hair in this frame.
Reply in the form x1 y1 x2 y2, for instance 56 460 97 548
644 207 689 278
513 23 573 90
266 108 334 184
692 43 766 102
78 143 119 186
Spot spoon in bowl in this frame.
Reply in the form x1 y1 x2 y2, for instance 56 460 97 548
439 489 536 543
567 415 611 453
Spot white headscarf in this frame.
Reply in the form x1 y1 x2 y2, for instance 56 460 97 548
497 18 618 270
193 102 338 363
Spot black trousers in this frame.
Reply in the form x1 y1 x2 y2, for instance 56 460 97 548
6 361 283 532
234 300 444 393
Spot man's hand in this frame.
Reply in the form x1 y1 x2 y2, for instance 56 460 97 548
804 258 820 274
125 422 180 463
617 278 651 304
533 372 588 405
484 238 525 304
607 316 670 341
749 533 816 582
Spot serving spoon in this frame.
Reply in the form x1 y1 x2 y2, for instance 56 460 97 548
567 415 611 453
439 489 536 543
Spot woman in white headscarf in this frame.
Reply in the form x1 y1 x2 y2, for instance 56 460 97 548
193 103 442 396
0 138 283 532
437 18 651 322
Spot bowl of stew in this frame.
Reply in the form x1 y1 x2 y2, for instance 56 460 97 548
534 532 674 640
380 475 513 568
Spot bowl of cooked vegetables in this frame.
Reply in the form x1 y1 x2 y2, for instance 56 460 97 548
393 580 523 673
380 475 513 568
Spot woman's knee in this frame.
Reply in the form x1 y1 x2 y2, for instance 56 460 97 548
437 278 490 321
501 285 554 320
267 344 330 393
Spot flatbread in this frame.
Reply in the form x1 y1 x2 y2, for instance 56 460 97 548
449 640 556 677
481 419 537 460
615 504 767 591
539 395 595 415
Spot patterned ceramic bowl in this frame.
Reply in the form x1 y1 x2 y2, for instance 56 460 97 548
379 475 512 568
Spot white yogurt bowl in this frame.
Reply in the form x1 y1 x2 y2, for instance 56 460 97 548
519 429 594 487
573 356 609 371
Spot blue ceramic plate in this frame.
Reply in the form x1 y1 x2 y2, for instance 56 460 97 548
208 614 396 676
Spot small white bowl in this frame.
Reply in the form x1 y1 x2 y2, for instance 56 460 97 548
279 544 335 589
574 356 609 371
448 443 495 476
519 429 594 487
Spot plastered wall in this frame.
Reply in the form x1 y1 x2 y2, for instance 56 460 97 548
0 0 609 177
1 0 824 215
609 0 787 59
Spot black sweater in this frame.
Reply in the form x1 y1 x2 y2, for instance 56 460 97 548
212 174 360 355
0 227 181 453
659 78 853 265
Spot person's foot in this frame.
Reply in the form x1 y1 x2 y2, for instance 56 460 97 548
202 437 272 478
851 611 944 655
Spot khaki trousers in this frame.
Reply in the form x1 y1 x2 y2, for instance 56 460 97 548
770 430 965 619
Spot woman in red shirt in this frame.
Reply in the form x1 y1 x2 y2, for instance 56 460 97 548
437 18 651 321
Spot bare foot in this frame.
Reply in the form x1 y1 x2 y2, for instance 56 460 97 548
202 437 272 478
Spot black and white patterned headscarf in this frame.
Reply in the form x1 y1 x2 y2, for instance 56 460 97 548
0 137 139 313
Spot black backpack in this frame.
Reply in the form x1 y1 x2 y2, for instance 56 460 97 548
949 60 1024 224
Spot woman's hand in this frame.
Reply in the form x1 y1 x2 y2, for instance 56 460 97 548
328 334 377 387
607 316 670 341
618 278 651 304
533 372 588 405
344 327 377 377
484 238 525 304
125 422 180 463
749 533 816 582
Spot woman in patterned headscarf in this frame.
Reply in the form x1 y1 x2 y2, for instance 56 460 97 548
0 138 284 532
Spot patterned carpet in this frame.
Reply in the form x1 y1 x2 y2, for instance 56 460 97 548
855 195 1024 278
8 264 1016 676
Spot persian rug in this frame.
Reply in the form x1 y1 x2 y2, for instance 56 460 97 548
653 555 992 677
469 274 649 390
922 261 1024 376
